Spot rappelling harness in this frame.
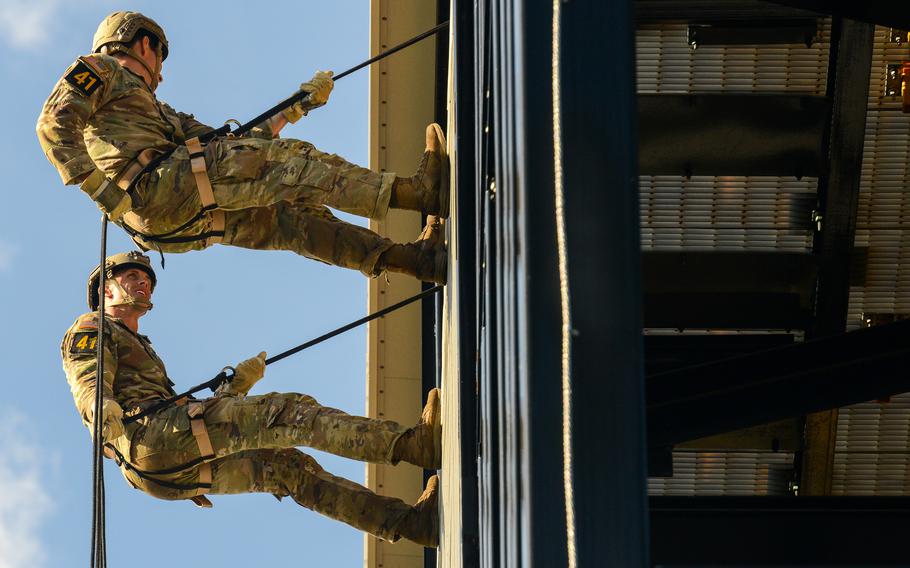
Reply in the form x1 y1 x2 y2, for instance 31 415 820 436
104 399 216 508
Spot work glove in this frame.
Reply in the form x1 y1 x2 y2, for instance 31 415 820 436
222 352 267 397
89 399 125 442
282 70 334 123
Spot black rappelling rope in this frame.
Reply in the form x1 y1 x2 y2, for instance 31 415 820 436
91 214 109 568
124 284 443 426
197 20 450 144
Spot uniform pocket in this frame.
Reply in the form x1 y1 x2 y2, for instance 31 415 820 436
214 140 268 181
279 157 337 191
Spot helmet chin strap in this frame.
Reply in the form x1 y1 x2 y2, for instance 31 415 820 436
112 45 160 91
128 47 161 91
105 279 153 312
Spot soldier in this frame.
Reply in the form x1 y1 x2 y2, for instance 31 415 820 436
62 251 442 546
37 11 447 284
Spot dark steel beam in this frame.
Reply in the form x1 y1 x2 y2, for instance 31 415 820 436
644 334 795 375
651 496 910 565
635 0 822 23
561 0 650 565
643 252 818 297
769 1 910 29
644 292 810 329
687 19 820 47
639 94 827 177
647 319 910 447
642 251 818 329
802 18 875 496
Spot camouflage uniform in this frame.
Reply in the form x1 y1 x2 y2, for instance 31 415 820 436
61 311 421 542
37 53 396 276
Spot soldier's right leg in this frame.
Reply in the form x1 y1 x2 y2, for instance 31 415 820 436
208 448 438 546
208 127 448 220
208 137 395 220
202 392 408 464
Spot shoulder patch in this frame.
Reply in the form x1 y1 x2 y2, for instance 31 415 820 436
70 331 99 354
76 314 98 330
65 59 104 97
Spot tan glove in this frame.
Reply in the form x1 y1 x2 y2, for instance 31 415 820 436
223 352 267 397
282 70 334 123
89 399 125 442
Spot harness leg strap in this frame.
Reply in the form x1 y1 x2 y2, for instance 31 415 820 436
185 137 225 247
187 401 216 507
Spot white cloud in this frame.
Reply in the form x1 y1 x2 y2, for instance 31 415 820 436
0 241 18 272
0 411 53 568
0 0 59 50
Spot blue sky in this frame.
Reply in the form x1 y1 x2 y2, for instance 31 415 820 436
0 1 386 566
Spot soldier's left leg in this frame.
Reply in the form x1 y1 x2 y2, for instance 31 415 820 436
222 203 446 283
221 202 392 276
208 448 438 546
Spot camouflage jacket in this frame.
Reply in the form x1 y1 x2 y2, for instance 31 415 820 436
36 53 216 186
61 312 177 432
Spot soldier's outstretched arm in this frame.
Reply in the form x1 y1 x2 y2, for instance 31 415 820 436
36 55 114 185
169 105 217 141
60 314 119 428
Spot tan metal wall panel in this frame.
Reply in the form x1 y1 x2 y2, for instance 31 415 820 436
366 1 438 565
636 23 830 94
640 176 817 252
648 451 794 496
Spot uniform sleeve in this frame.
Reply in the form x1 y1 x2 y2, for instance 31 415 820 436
173 109 216 140
180 113 275 140
244 120 276 140
36 57 112 185
60 316 118 427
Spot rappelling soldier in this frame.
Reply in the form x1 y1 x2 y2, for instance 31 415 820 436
61 251 442 546
37 11 447 284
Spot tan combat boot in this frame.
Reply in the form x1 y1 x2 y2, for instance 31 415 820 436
391 123 450 218
395 474 440 548
393 387 442 470
378 216 447 285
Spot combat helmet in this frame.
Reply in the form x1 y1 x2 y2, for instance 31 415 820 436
92 11 169 61
87 251 157 311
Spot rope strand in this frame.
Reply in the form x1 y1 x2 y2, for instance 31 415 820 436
91 215 109 568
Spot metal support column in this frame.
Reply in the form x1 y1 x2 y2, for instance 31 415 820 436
802 18 874 496
559 0 649 565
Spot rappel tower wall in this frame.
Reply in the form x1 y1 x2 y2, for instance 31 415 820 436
366 1 441 567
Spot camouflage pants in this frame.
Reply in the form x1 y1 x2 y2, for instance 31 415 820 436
121 137 398 276
120 392 413 542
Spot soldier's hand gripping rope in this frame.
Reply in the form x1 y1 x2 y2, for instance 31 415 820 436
123 284 443 425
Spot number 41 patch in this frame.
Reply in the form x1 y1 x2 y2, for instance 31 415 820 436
70 331 99 354
65 60 103 96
